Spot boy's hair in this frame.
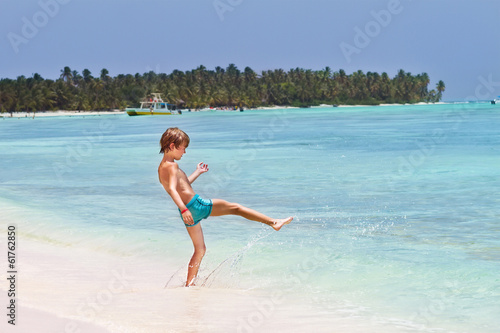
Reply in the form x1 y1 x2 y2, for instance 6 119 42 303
159 127 190 154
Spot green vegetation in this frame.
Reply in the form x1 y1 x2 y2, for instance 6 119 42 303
0 65 445 112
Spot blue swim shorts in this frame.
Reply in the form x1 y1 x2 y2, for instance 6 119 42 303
179 194 213 227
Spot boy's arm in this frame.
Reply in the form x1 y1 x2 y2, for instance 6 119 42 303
188 162 209 184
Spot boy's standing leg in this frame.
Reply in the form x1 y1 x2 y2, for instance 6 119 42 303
185 223 206 286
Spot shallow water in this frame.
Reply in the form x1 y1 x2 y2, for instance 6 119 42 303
1 103 499 332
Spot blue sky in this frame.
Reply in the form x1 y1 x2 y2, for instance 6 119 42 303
2 0 499 100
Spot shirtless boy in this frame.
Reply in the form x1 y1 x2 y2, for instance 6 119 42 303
158 127 293 287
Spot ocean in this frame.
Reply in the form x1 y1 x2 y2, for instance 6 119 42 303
1 103 499 332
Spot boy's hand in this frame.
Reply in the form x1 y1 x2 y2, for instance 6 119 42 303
187 163 209 184
196 162 209 174
182 210 194 225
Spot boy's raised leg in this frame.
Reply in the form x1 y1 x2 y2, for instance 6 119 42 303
185 223 206 286
211 199 293 231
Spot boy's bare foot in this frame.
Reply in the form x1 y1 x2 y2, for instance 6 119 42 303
271 217 293 231
185 276 196 287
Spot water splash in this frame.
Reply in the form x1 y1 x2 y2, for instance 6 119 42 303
201 229 273 288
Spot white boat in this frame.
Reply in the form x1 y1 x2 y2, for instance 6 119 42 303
126 93 181 116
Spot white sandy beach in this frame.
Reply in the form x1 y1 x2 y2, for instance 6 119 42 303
0 195 417 333
0 102 451 119
0 232 410 333
0 110 125 118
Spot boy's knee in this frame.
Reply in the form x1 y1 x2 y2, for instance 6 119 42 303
196 245 206 256
230 202 243 213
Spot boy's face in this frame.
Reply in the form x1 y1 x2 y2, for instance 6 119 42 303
171 144 187 160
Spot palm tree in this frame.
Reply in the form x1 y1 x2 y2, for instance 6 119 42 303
60 66 73 85
32 73 43 82
226 63 240 77
100 68 111 83
418 73 430 100
71 70 82 87
0 65 444 111
428 89 437 102
0 81 15 112
436 80 445 101
379 72 391 101
82 69 93 83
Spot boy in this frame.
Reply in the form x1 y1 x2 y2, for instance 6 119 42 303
158 127 293 287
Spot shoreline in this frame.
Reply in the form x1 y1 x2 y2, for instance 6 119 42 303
0 102 452 118
0 110 125 118
0 198 413 333
0 232 415 333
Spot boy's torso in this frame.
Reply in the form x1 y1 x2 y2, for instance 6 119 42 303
176 168 196 203
159 161 196 204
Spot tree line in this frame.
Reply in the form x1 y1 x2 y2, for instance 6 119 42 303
0 65 445 112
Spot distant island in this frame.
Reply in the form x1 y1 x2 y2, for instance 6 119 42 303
0 65 445 112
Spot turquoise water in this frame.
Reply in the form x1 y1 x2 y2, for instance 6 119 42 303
1 104 499 332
